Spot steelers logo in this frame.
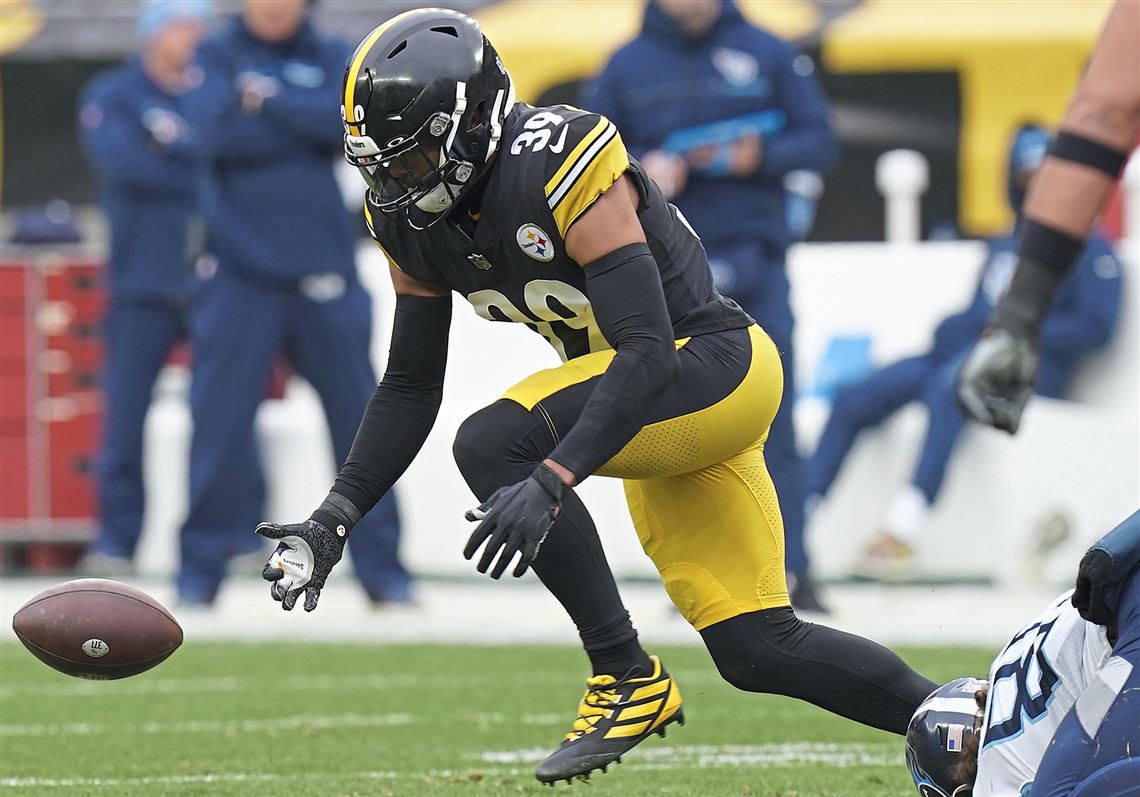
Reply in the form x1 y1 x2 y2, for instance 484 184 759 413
516 223 554 262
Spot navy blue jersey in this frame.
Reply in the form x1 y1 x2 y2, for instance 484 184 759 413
584 0 836 247
183 17 357 283
368 104 752 362
79 60 199 300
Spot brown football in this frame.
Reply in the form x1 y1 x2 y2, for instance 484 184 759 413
12 579 183 680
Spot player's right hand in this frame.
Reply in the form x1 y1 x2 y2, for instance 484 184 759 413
1072 548 1115 628
255 519 347 612
955 328 1039 434
641 150 688 200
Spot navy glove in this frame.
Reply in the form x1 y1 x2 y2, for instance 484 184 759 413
463 464 567 579
256 519 347 612
1072 548 1115 628
956 328 1039 434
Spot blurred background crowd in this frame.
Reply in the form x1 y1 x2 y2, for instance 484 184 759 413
0 0 1135 612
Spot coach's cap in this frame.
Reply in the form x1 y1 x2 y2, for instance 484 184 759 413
137 0 213 41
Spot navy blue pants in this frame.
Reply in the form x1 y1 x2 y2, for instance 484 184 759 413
1033 561 1140 797
806 353 1069 504
93 298 186 559
179 268 407 603
705 239 808 576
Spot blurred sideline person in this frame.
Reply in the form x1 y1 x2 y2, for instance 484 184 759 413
958 0 1139 434
77 0 212 576
806 125 1122 580
584 0 838 613
906 510 1140 797
254 9 936 786
179 0 409 606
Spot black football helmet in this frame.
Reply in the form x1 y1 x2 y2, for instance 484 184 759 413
341 9 515 228
905 677 988 797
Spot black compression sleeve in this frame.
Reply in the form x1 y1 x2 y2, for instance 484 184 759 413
316 293 451 527
549 242 681 480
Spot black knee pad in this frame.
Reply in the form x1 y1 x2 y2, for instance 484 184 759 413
452 399 548 498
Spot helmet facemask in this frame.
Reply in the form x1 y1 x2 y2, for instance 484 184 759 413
345 110 478 227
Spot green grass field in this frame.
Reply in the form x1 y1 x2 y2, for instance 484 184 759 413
0 642 990 796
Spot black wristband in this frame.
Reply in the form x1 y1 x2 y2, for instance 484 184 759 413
1050 130 1129 178
310 491 362 536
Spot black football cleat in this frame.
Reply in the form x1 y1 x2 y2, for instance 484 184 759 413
535 655 683 784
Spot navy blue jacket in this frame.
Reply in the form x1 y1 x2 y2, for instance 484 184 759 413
932 231 1122 372
584 0 837 248
184 17 355 284
79 60 199 300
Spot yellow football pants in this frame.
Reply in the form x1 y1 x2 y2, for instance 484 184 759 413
501 325 789 629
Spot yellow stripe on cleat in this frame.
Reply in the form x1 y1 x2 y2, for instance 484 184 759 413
629 679 672 702
604 719 652 739
616 699 663 723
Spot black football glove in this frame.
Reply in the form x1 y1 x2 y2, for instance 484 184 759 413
463 464 567 579
256 519 347 612
1072 548 1115 628
956 328 1040 434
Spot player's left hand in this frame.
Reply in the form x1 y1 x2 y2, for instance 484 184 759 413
1072 548 1115 627
255 519 347 611
236 72 280 116
463 464 567 579
956 328 1039 434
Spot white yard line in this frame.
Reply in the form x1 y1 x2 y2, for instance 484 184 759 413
480 742 899 768
1 744 900 790
0 713 412 737
0 771 401 789
0 710 571 738
0 670 573 700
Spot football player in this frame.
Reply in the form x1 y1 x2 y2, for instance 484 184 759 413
906 510 1140 797
958 0 1139 433
255 9 937 784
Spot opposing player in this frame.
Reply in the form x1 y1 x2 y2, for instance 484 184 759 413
906 510 1140 796
254 9 936 784
958 0 1138 433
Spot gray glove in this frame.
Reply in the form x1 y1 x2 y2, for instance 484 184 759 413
956 328 1039 434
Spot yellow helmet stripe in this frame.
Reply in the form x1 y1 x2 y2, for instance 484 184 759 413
343 14 406 135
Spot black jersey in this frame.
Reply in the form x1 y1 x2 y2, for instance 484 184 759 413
366 104 753 362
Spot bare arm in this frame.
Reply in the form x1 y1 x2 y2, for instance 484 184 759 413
1023 0 1140 237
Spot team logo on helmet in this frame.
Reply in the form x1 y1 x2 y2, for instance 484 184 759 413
516 224 554 262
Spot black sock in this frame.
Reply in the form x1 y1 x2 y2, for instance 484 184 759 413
453 400 650 679
701 607 937 734
530 490 652 677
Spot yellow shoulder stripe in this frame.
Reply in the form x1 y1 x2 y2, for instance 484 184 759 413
548 123 629 237
343 16 404 136
544 117 609 198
